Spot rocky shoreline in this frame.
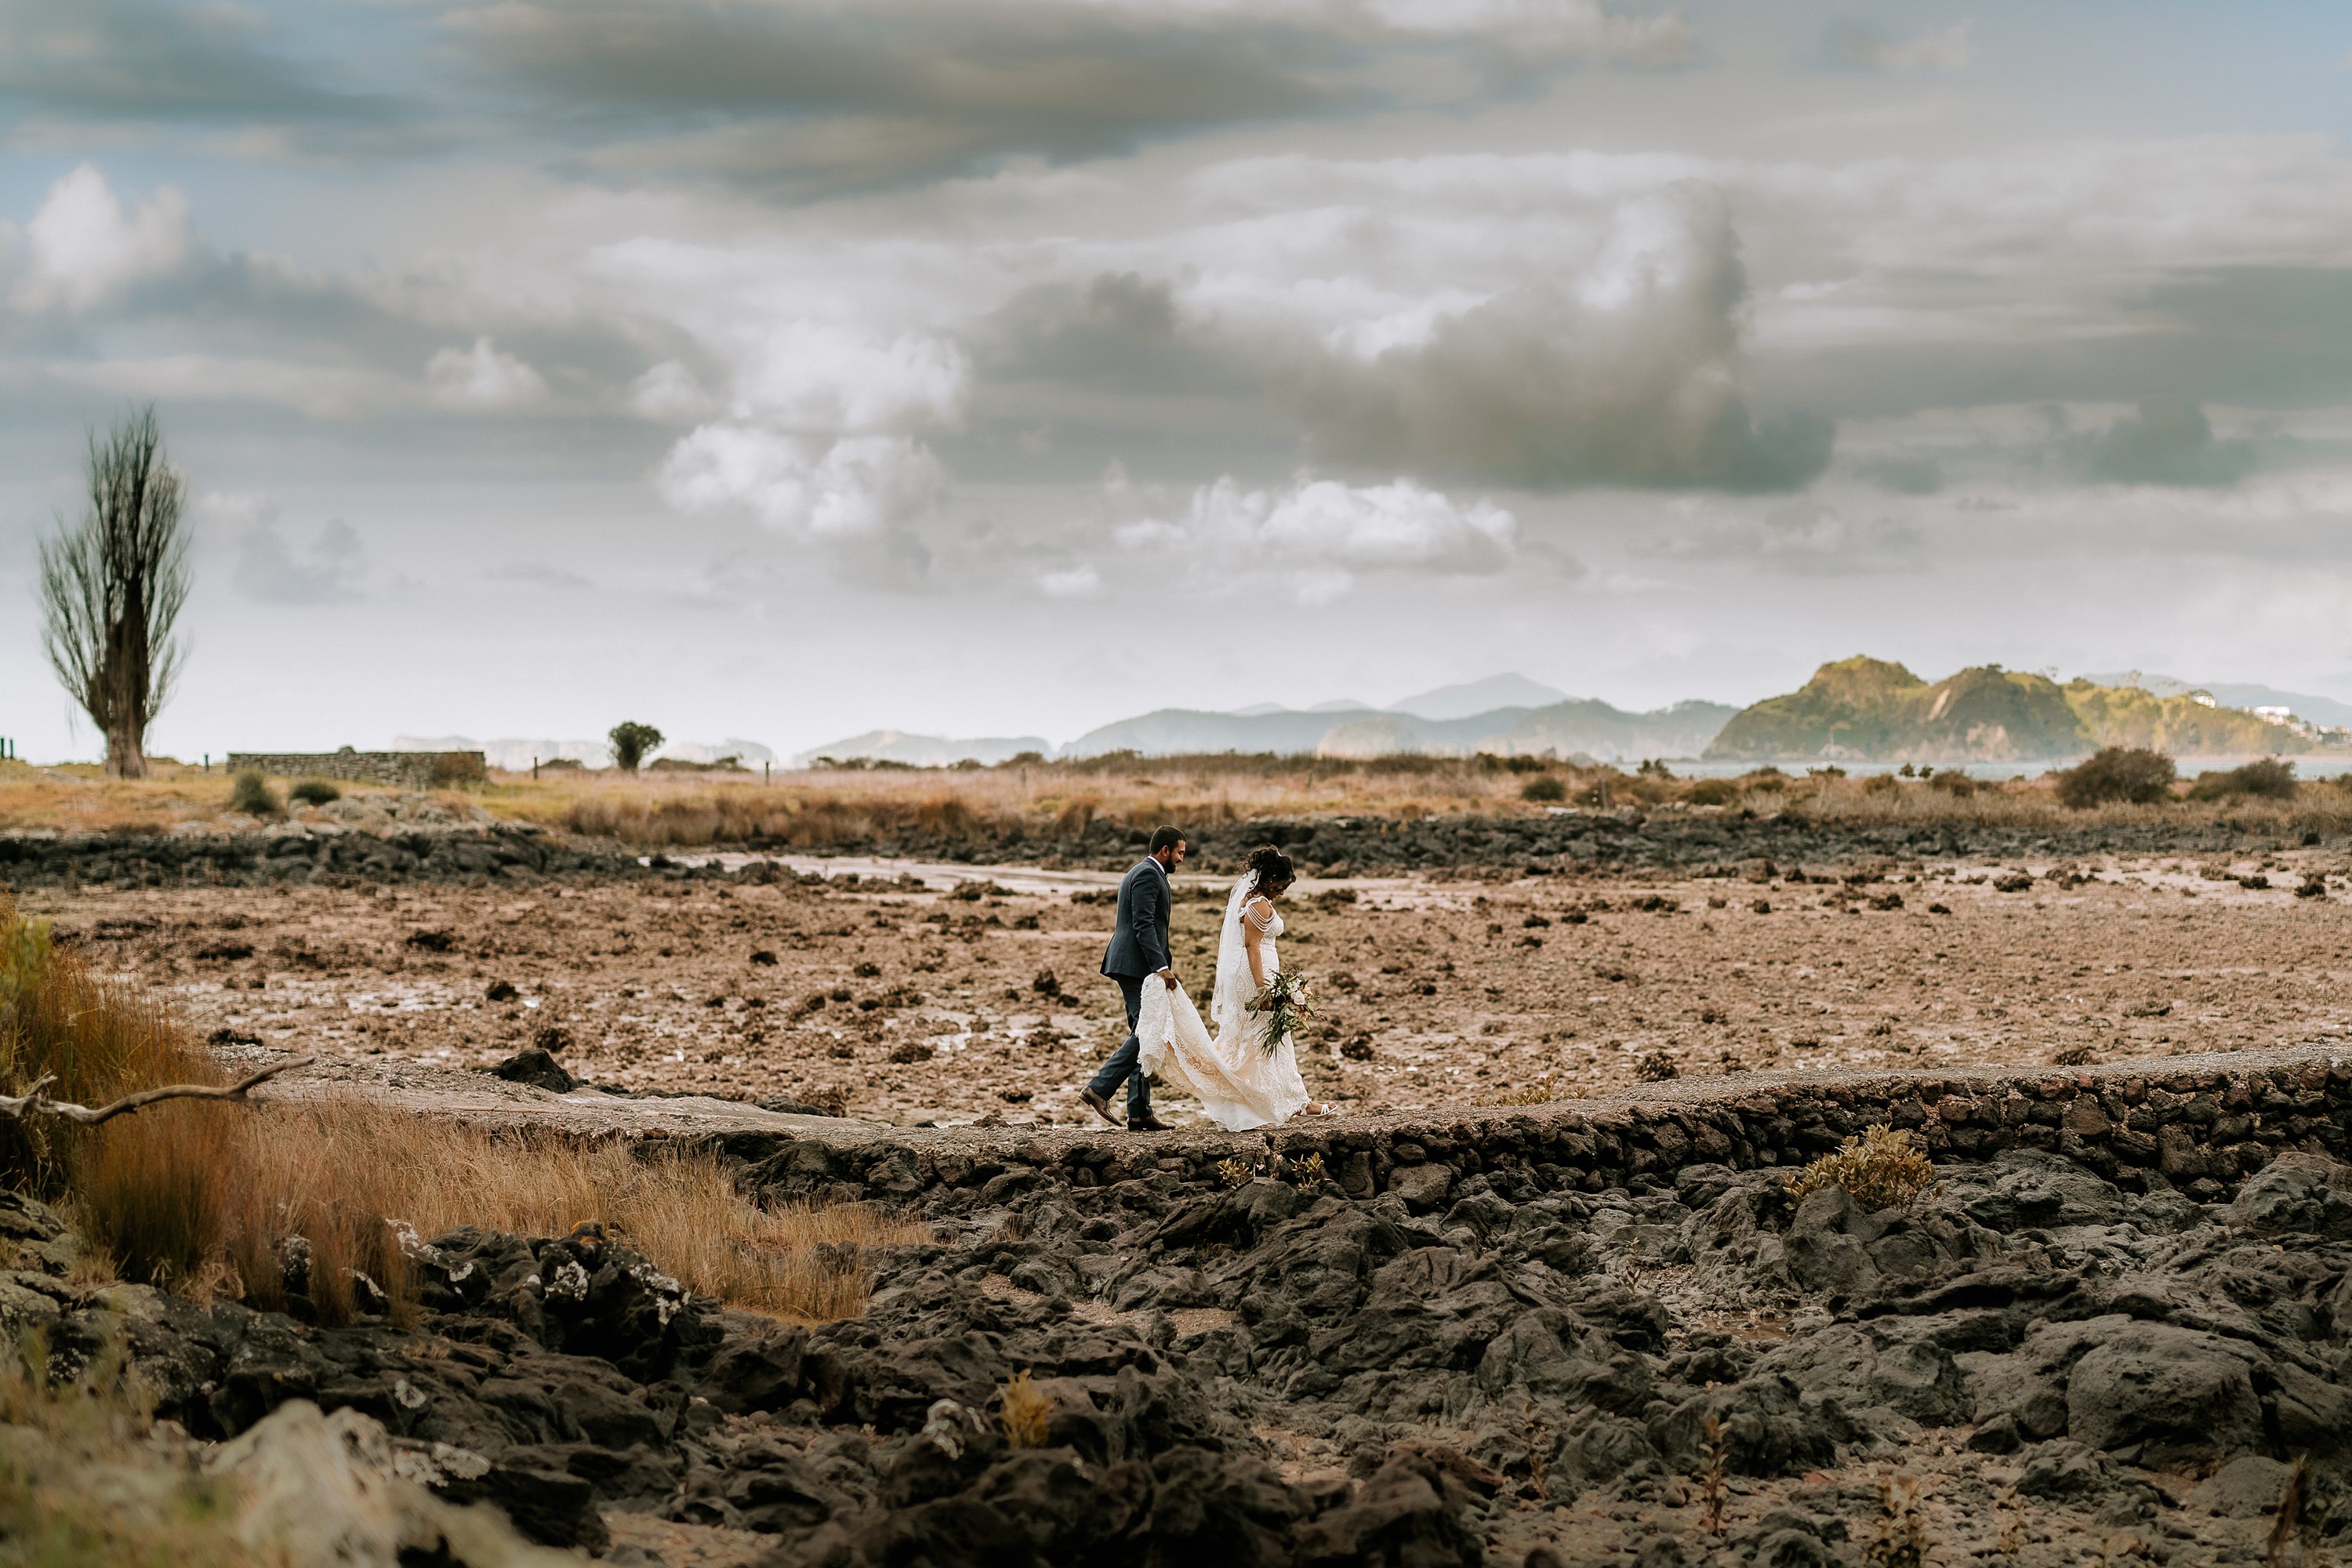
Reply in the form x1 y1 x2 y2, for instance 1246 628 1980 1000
4 806 2343 891
20 1043 2347 1564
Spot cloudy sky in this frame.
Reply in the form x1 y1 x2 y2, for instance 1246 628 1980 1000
6 1 2352 760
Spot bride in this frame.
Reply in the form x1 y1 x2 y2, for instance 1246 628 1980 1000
1136 845 1332 1131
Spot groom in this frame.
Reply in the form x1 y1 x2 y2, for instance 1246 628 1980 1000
1082 826 1185 1131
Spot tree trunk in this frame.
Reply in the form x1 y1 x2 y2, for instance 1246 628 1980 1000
105 720 146 779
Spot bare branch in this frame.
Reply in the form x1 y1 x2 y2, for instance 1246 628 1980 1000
0 1058 312 1127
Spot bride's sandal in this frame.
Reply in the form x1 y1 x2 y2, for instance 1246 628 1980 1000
1302 1101 1333 1116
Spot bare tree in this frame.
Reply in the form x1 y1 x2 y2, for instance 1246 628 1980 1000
39 407 192 779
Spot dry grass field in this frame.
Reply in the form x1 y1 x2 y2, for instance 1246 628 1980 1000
12 750 2352 850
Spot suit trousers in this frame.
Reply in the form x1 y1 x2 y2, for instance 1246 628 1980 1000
1087 974 1153 1116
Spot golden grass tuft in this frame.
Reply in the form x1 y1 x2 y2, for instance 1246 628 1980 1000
1788 1124 1938 1213
998 1370 1052 1449
3 893 920 1327
77 1099 926 1327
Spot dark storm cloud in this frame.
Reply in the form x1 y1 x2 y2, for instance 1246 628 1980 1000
958 270 1298 479
0 0 394 128
1273 187 1835 492
1760 267 2352 426
2088 399 2256 488
444 0 1690 191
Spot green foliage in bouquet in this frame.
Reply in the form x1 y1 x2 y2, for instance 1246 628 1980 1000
1252 970 1315 1058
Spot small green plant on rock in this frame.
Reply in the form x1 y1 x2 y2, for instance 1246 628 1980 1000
1789 1124 1937 1212
1217 1156 1256 1189
1286 1151 1325 1185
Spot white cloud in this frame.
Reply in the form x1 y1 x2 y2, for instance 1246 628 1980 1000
1122 474 1515 601
658 425 946 539
630 359 716 422
426 336 548 409
18 163 193 311
727 322 970 434
1036 563 1105 599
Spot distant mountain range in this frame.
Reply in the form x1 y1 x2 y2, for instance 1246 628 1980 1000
402 666 2352 775
791 677 1733 765
1705 659 2331 764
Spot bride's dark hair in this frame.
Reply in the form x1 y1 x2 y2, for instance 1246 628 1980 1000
1245 844 1294 894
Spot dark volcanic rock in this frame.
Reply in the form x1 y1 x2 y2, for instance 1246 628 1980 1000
58 1094 2352 1563
490 1047 575 1093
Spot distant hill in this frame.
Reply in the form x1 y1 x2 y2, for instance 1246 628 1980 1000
792 731 1051 768
1067 697 1734 760
2082 673 2352 731
1389 674 1571 720
1705 657 2314 763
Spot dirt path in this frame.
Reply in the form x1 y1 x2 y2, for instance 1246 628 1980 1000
26 845 2352 1130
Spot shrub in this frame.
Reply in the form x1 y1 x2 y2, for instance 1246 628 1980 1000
1686 779 1737 808
608 720 663 773
1520 775 1567 803
1926 771 1976 797
2054 747 2176 808
227 770 279 817
287 779 339 806
1788 1124 1936 1211
999 1371 1052 1448
1862 774 1901 797
1633 1051 1679 1082
2187 757 2297 801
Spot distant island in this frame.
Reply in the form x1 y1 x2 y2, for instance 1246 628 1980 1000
1704 657 2344 764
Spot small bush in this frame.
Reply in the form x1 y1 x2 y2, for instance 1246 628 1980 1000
1788 1124 1937 1212
1926 771 1976 797
1686 779 1737 808
287 779 339 806
2054 747 2176 808
999 1371 1053 1448
227 771 279 816
1520 775 1567 804
2187 757 2298 801
1633 1051 1679 1082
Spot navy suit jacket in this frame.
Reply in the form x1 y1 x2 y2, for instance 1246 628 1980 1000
1100 856 1173 979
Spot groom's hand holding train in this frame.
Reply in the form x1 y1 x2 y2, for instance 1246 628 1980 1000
1080 825 1185 1131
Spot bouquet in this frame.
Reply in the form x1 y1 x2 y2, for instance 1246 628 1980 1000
1250 969 1315 1058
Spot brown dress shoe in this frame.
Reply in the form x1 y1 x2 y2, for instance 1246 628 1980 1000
1127 1112 1172 1132
1080 1087 1121 1127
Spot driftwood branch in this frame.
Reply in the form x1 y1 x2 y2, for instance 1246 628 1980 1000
0 1057 312 1126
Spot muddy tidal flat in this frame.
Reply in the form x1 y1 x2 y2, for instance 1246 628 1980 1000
22 848 2352 1126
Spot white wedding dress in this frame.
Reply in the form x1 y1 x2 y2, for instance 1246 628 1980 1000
1135 877 1309 1131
